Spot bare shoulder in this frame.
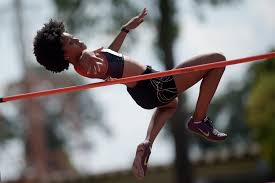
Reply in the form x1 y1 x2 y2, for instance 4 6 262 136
76 50 93 75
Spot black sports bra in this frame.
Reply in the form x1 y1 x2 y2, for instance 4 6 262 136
101 49 124 78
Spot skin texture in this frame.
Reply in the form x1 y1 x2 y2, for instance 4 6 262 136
60 8 226 146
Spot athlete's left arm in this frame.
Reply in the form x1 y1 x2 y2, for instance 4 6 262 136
108 8 148 52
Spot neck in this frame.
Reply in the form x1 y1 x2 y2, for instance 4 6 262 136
68 51 83 66
69 57 79 66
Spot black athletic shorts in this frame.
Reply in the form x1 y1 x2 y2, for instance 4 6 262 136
127 66 178 109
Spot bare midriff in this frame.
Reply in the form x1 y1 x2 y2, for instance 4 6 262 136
122 55 147 88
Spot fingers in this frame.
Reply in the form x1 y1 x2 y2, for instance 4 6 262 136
87 62 102 75
94 47 104 54
87 65 92 75
96 64 101 73
93 65 97 75
136 8 147 25
138 8 148 19
124 8 147 30
87 65 96 75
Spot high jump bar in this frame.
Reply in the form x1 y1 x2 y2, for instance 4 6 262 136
1 52 275 103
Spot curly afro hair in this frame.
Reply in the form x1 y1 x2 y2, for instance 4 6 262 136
33 19 69 73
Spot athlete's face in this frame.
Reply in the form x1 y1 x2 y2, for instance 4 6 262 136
61 32 87 61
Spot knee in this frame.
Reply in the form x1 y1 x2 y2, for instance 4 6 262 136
169 98 178 112
209 53 226 71
171 98 179 109
210 53 226 62
161 98 178 112
217 66 226 73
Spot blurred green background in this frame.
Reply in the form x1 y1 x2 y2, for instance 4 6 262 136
0 0 275 183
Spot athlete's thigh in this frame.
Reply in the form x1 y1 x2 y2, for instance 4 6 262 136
176 53 226 68
173 70 206 94
173 53 225 93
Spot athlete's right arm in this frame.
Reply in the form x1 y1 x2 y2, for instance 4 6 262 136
107 30 128 52
108 8 148 52
74 52 97 78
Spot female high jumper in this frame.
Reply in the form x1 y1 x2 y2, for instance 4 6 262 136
33 8 227 180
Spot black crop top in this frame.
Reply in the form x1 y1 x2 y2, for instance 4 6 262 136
101 49 124 78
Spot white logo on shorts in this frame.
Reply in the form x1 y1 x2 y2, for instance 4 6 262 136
150 76 177 104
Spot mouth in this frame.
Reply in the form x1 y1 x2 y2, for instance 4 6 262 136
92 63 101 75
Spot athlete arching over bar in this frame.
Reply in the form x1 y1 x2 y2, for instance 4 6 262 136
33 8 227 180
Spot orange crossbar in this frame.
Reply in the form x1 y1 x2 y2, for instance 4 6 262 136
1 52 275 103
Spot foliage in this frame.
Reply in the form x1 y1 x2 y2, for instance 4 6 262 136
0 114 16 141
0 66 108 175
53 0 137 34
192 0 242 21
208 79 252 144
246 75 275 127
194 0 240 6
246 56 275 171
208 53 275 172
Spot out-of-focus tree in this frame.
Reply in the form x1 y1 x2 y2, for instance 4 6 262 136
246 54 275 173
2 66 107 181
0 1 108 182
156 1 241 182
205 51 275 173
201 79 252 149
0 114 15 141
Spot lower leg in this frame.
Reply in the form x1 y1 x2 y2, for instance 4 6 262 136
145 99 177 144
145 108 175 144
172 53 227 141
187 68 228 142
172 53 226 121
132 99 177 180
193 67 225 121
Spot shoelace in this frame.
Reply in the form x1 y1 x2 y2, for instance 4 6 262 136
204 117 214 130
204 118 222 136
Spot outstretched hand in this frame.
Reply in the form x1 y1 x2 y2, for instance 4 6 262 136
122 8 148 31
